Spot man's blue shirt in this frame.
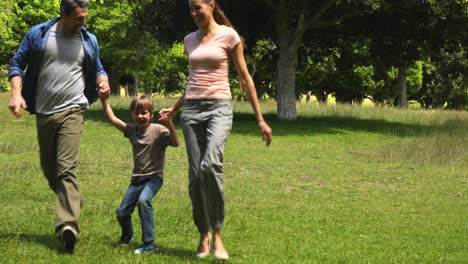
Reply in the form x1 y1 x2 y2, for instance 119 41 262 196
8 17 107 114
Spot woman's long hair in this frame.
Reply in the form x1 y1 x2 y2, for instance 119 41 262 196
211 1 234 28
208 0 245 46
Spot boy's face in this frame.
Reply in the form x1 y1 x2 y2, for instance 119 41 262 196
132 108 153 129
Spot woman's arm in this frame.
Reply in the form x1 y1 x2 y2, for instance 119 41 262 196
231 43 272 146
159 94 185 122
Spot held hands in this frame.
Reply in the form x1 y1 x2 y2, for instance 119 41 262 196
8 95 27 118
158 109 176 127
259 121 272 146
158 108 174 123
98 82 110 101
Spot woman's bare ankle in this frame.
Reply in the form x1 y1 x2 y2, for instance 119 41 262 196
196 232 211 257
212 230 226 251
212 229 228 260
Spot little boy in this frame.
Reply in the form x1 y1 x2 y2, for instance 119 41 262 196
99 86 179 254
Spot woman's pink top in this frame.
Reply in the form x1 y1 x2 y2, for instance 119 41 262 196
184 25 241 100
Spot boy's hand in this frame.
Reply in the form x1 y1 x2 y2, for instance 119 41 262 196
158 108 173 122
98 82 110 101
158 112 172 125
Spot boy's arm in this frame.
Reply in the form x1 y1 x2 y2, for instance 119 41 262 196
165 119 180 147
99 86 126 132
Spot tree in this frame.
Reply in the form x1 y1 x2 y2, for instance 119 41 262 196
235 0 383 119
88 0 177 96
422 46 467 110
237 38 278 100
350 0 467 108
134 0 383 120
89 1 187 96
296 46 339 103
0 0 60 91
0 0 17 66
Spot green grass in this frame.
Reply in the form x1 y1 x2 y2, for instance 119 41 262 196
0 92 467 263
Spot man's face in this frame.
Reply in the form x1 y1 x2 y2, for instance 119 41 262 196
62 6 88 32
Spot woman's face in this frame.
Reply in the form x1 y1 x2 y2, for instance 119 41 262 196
188 0 213 28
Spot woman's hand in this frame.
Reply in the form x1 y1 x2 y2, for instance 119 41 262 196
158 107 174 122
259 121 272 146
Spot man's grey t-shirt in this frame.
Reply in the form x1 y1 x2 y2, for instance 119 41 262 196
36 25 88 114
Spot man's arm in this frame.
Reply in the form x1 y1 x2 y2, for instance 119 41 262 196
97 75 109 90
8 76 27 117
8 29 33 118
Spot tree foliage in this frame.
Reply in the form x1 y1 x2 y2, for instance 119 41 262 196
0 0 60 91
1 0 466 110
87 0 188 96
422 46 467 109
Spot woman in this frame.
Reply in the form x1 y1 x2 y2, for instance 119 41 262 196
159 0 272 260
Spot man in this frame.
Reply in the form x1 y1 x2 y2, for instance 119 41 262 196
8 0 109 253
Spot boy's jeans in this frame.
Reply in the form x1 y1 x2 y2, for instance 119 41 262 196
116 176 163 243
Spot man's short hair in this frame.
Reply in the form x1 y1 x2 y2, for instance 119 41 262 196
61 0 89 15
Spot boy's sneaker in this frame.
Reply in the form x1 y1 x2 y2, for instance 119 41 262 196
134 242 159 254
61 225 78 253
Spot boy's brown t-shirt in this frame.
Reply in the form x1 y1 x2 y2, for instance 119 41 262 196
124 123 171 178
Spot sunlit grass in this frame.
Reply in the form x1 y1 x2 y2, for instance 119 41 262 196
0 92 467 263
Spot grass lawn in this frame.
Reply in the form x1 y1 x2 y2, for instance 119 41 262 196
0 92 467 263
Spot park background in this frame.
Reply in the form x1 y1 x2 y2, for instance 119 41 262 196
0 0 467 263
0 0 466 116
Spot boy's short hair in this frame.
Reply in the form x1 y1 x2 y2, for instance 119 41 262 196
130 95 154 114
61 0 89 15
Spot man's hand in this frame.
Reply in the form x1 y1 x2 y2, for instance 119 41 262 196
98 82 110 101
8 95 27 118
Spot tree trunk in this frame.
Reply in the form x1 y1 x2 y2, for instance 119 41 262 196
274 0 303 121
276 43 298 120
134 75 139 96
109 68 120 97
124 84 129 97
398 65 407 108
129 75 138 97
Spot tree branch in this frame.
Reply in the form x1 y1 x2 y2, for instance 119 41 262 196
295 11 307 45
309 9 362 28
261 0 278 11
274 0 289 40
312 0 337 22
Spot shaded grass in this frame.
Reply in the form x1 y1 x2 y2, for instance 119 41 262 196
0 93 467 263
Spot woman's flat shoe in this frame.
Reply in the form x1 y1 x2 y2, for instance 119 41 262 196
195 233 212 258
196 251 210 258
214 250 229 260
